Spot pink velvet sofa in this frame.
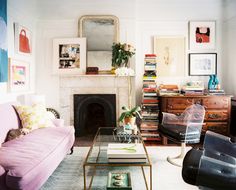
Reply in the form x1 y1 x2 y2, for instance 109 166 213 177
0 103 75 190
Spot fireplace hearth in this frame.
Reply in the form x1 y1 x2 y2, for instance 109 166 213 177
74 94 116 136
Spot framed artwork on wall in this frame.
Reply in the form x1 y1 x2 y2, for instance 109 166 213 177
52 38 86 75
14 23 32 55
189 21 216 50
189 53 217 76
154 36 186 77
8 58 30 92
0 0 8 82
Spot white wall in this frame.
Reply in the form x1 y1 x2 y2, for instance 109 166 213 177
0 0 38 103
135 0 223 103
3 0 226 107
35 0 224 109
222 0 236 96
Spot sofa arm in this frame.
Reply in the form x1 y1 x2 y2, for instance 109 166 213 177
51 118 64 127
0 165 5 176
203 131 236 158
0 164 6 190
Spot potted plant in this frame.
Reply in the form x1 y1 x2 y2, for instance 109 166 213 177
118 106 141 125
112 42 135 69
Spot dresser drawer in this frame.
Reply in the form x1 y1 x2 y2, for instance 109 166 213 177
203 122 228 135
166 98 202 110
205 110 228 121
203 97 229 109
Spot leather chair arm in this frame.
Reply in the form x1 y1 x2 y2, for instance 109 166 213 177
203 131 236 158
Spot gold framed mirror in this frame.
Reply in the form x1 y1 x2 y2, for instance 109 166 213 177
79 15 119 72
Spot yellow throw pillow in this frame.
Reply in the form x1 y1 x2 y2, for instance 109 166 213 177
14 104 54 131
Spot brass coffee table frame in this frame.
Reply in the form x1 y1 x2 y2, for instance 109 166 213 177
83 127 152 190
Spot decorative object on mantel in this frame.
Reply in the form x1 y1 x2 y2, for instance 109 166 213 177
115 67 134 76
52 38 86 75
112 42 135 70
86 67 98 74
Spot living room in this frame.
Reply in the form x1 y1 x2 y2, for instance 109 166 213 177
0 0 236 189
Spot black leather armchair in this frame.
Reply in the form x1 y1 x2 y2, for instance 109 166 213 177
182 131 236 190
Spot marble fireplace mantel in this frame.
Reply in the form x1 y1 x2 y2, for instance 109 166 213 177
59 75 134 125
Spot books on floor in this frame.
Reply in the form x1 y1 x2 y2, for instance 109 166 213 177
107 143 147 163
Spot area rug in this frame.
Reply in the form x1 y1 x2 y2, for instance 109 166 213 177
40 146 197 190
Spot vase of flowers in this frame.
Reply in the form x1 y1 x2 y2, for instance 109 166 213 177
112 42 135 70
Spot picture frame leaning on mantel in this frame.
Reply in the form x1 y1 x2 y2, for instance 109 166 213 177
52 38 86 75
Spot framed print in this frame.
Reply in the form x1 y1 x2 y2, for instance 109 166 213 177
154 36 185 77
52 38 86 75
189 53 217 76
0 0 8 82
14 23 32 55
189 21 216 50
8 58 30 92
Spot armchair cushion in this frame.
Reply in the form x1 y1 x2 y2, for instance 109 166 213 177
159 124 201 143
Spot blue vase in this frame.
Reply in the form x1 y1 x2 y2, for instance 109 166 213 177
213 75 219 89
208 75 214 90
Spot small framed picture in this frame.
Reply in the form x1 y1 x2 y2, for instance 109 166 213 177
189 21 216 50
189 53 217 76
8 58 30 92
52 38 86 75
14 23 32 55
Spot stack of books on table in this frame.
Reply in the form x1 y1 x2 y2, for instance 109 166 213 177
158 84 180 96
107 143 147 163
181 81 205 95
207 89 225 95
181 86 204 95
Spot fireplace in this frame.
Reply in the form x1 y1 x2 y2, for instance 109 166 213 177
74 94 116 136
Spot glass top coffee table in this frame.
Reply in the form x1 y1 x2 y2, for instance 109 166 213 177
83 127 152 190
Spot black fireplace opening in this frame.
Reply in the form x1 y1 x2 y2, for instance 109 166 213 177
74 94 116 137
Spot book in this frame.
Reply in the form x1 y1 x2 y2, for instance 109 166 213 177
108 158 147 163
107 143 146 159
145 54 157 57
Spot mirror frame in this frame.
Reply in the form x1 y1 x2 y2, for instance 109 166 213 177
79 15 119 51
79 15 119 73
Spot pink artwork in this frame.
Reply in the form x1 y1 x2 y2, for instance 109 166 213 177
9 59 29 92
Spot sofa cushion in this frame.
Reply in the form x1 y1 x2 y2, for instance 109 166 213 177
0 126 74 189
14 104 54 131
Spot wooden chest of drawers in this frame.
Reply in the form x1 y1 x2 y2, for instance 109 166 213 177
159 95 232 138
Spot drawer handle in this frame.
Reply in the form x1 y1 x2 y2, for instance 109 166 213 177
195 100 201 105
208 114 221 119
168 105 173 109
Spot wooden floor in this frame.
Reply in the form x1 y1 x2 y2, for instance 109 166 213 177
74 135 94 147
